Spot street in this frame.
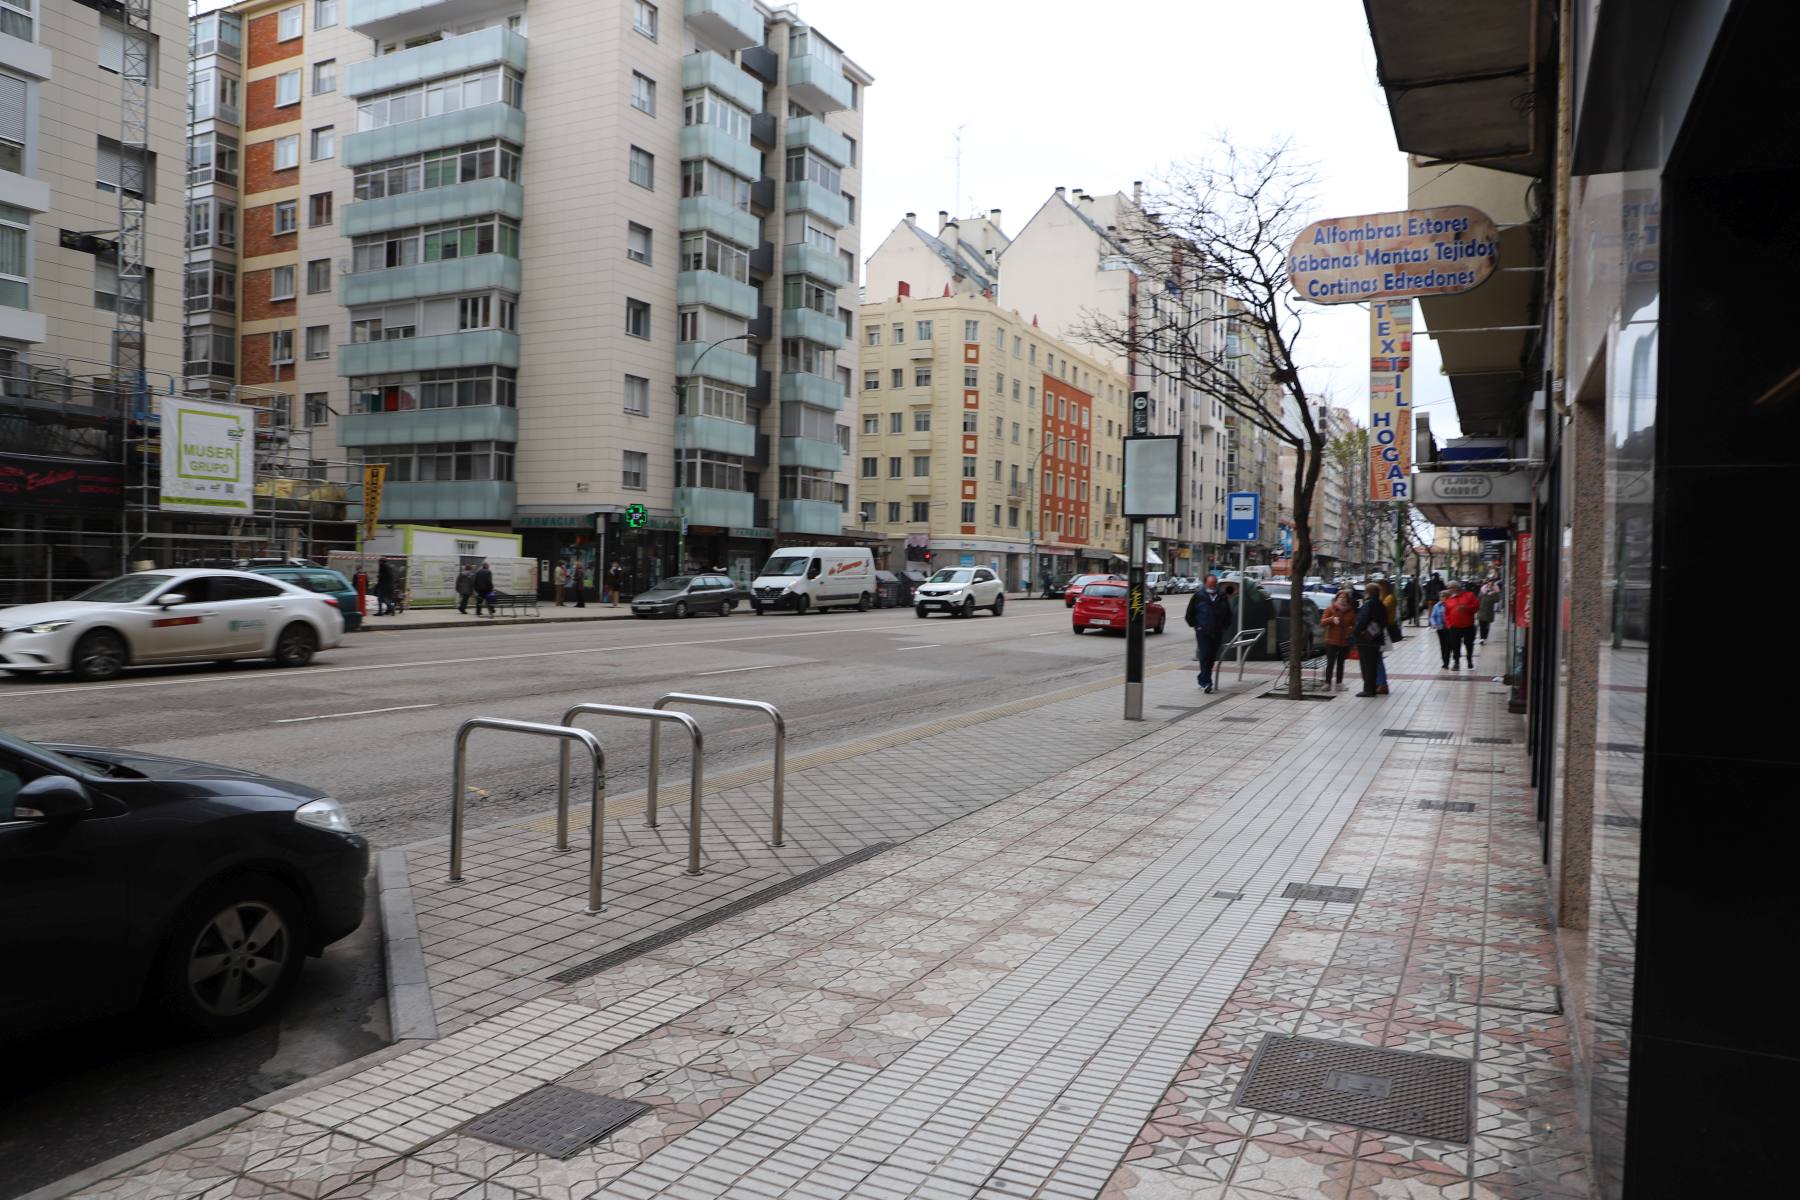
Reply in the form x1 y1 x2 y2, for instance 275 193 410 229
0 601 1193 1198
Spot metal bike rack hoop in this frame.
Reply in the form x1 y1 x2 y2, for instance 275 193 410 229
451 717 607 913
652 693 787 847
560 703 705 875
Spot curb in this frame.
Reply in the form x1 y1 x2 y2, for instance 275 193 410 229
361 610 638 632
10 1108 257 1200
377 849 438 1041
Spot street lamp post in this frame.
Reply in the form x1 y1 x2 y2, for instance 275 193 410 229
673 333 753 576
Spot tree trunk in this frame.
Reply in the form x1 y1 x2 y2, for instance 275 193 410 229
1286 442 1319 699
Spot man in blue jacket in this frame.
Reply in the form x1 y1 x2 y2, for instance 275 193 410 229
1185 574 1234 693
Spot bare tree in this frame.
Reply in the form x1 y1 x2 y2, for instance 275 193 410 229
1076 140 1328 699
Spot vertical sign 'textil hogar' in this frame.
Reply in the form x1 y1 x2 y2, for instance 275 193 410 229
1369 298 1413 501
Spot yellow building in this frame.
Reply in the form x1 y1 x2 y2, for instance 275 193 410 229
854 291 1129 588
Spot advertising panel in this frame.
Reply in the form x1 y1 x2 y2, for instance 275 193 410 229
1369 299 1413 502
361 464 387 539
159 396 254 515
1289 205 1501 304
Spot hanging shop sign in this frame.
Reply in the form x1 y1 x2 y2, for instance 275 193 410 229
1289 205 1500 304
361 464 387 539
159 396 254 515
1369 298 1413 501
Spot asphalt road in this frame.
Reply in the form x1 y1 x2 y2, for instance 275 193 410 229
0 599 1194 1198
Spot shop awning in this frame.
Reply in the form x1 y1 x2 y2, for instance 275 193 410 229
1411 467 1533 527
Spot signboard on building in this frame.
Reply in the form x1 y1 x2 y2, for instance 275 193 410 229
1369 299 1413 501
159 396 253 515
361 464 386 539
1514 532 1533 629
0 455 124 511
1226 492 1260 542
1289 205 1500 304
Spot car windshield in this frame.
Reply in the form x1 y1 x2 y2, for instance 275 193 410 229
656 576 695 591
929 569 974 584
762 556 809 577
1074 575 1114 585
69 573 177 603
1084 585 1128 598
0 728 97 780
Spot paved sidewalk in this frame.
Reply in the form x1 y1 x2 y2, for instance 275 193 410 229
57 632 1586 1200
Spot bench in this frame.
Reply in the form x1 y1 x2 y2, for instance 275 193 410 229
484 591 540 618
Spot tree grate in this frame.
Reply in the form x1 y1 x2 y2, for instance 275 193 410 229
1418 800 1477 813
464 1086 649 1159
1282 882 1363 904
545 842 896 984
1236 1034 1473 1143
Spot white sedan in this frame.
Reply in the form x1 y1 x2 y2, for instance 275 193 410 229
914 567 1006 618
0 568 344 681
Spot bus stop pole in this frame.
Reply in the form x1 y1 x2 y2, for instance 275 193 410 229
1125 519 1147 721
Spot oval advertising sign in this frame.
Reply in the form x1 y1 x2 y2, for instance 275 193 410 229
1288 205 1500 305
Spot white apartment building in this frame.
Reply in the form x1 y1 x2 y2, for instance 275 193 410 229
863 209 1004 303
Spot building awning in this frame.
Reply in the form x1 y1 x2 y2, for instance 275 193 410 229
1411 467 1533 527
1113 548 1164 566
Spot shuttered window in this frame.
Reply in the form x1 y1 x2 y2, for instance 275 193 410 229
0 71 26 148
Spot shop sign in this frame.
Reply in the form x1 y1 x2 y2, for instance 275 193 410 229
160 396 253 515
729 527 774 540
361 464 386 539
513 513 591 528
1369 299 1413 501
1514 532 1533 628
641 516 681 532
1290 205 1501 304
0 455 124 510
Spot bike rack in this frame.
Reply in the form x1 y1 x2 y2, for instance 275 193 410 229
450 717 607 913
558 703 706 875
652 693 787 847
1225 628 1265 681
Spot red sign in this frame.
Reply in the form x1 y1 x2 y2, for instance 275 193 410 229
0 455 125 510
1513 533 1532 628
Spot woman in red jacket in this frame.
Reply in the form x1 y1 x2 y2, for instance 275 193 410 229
1442 581 1480 668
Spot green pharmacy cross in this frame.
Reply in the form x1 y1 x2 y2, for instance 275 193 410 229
625 503 649 529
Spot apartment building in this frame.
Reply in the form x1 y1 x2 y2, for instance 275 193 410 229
330 0 869 590
863 209 1003 303
855 291 1129 589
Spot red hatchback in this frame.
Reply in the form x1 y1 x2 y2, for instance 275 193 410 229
1063 572 1126 608
1072 583 1167 634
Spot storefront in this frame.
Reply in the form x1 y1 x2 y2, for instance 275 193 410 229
683 524 775 589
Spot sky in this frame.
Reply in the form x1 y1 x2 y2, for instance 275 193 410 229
797 0 1460 437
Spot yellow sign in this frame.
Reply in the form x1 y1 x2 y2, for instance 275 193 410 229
1369 299 1412 502
1290 205 1500 305
361 463 387 539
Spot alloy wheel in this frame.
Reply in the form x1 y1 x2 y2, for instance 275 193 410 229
186 901 290 1018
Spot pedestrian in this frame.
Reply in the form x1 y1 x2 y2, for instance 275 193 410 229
1403 575 1422 625
606 560 624 607
1423 571 1446 607
454 563 474 615
1430 590 1453 668
1379 579 1401 642
472 560 495 618
1184 573 1233 694
1320 589 1356 691
1363 580 1392 694
1442 580 1479 668
555 562 569 606
1477 579 1500 643
572 560 587 608
1353 583 1390 697
375 558 397 616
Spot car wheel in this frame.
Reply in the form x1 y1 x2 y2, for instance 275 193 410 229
71 629 128 682
992 594 1005 616
154 874 305 1036
1153 616 1166 635
959 598 975 619
273 623 317 668
857 592 870 612
794 595 810 615
915 606 928 618
751 602 764 614
1073 624 1086 634
674 600 689 619
722 599 736 615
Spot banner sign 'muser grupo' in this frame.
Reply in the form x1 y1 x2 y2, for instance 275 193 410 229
1289 205 1500 304
160 396 254 515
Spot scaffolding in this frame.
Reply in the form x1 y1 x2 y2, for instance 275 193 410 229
114 1 153 392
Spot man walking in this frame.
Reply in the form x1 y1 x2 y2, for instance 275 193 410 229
555 562 569 606
1403 574 1422 625
1442 580 1480 668
455 563 475 615
572 561 587 609
1184 573 1233 694
471 560 495 618
1423 571 1446 608
606 560 624 607
1353 585 1390 697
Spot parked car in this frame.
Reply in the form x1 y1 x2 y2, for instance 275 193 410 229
1072 583 1166 635
749 546 876 614
630 574 739 618
0 729 368 1037
1251 584 1324 660
250 565 363 632
0 569 344 682
1064 573 1126 608
1040 574 1074 600
915 567 1005 617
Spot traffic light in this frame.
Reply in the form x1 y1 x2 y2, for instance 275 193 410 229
624 502 648 529
922 549 933 564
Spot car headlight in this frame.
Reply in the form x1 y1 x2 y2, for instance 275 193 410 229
295 797 353 833
18 620 72 634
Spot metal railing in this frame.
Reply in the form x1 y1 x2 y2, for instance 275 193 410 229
450 717 607 913
652 693 788 847
1223 628 1265 682
559 703 706 875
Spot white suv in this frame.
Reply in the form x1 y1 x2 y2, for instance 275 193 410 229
914 567 1005 618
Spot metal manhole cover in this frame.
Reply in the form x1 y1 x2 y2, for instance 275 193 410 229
1235 1034 1472 1143
1418 800 1476 812
1282 882 1363 904
1212 890 1245 901
1381 729 1455 740
463 1086 649 1159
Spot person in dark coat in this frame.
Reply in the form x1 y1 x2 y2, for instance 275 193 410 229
1403 575 1422 624
1423 571 1446 607
1184 573 1234 694
375 559 397 616
1353 586 1390 697
572 561 587 609
455 564 474 614
471 561 495 617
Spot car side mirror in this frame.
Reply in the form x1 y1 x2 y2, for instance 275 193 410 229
13 775 93 821
156 592 187 607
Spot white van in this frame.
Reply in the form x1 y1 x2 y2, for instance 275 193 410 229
749 546 876 614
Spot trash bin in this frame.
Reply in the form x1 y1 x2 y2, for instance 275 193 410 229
894 570 927 607
873 570 903 609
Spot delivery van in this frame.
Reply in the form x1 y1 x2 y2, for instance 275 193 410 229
750 546 876 614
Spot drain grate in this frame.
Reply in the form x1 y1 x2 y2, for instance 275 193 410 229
1597 741 1643 754
1381 729 1456 741
546 842 896 985
464 1086 648 1158
1469 736 1514 745
1219 716 1262 724
1601 814 1641 829
1212 890 1245 901
1418 800 1476 813
1282 882 1363 904
1236 1034 1472 1143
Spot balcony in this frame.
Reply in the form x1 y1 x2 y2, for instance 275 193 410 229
341 254 521 307
338 404 517 447
779 498 842 536
750 177 777 213
344 179 523 237
678 196 761 249
741 45 778 84
749 241 774 276
684 0 763 50
781 242 848 287
681 51 764 114
679 124 762 182
786 53 853 112
678 270 759 319
338 329 519 377
750 111 777 150
344 26 527 98
348 0 512 43
780 371 842 410
747 306 772 339
677 486 754 528
785 116 851 167
352 479 516 523
677 414 757 457
344 105 527 168
782 306 844 349
677 341 758 387
784 181 849 228
778 437 842 471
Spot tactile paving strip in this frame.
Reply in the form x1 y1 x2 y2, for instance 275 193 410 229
1236 1034 1473 1143
1282 882 1363 904
464 1086 649 1159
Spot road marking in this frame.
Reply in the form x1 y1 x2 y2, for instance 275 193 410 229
900 644 940 650
1028 631 1061 638
696 664 778 676
274 702 440 724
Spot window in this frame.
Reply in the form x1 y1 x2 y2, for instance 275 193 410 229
278 5 302 40
305 325 330 360
92 257 155 318
888 457 901 478
1 1 32 41
865 325 880 346
861 415 879 434
963 367 978 389
887 502 901 522
312 58 336 94
274 134 299 170
891 368 903 389
613 373 649 416
625 298 651 339
305 393 330 426
276 69 300 107
863 370 878 391
356 67 523 131
685 88 751 141
353 141 521 200
860 456 878 478
270 329 295 365
308 192 332 227
270 264 295 300
681 160 752 209
627 222 652 265
633 1 658 39
631 72 656 115
995 372 1004 393
967 413 980 434
912 455 930 477
680 232 749 283
307 258 332 294
859 501 877 525
841 191 855 223
274 200 297 233
311 126 334 159
182 263 235 315
186 130 238 186
352 441 515 483
992 459 1002 481
914 367 932 388
917 320 933 341
785 148 840 193
186 199 236 248
961 502 976 524
913 411 931 432
628 146 653 189
961 456 976 479
1008 507 1019 528
911 501 930 522
892 324 905 345
621 450 647 489
314 1 337 29
689 380 748 422
96 137 155 201
964 319 980 341
844 134 857 165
